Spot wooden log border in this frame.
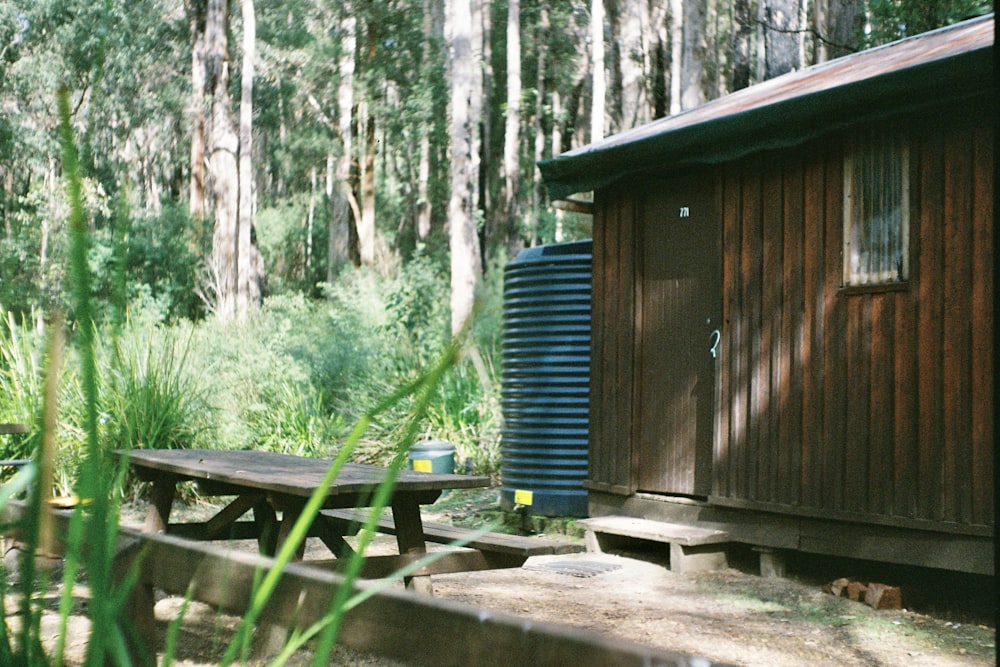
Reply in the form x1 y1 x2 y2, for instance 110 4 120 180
2 502 726 666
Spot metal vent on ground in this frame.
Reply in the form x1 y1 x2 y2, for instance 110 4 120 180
526 560 622 578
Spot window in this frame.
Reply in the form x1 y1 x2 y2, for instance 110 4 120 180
843 127 909 287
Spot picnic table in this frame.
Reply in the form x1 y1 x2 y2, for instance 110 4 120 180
122 448 493 592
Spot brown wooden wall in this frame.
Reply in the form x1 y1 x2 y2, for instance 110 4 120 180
587 99 994 535
586 191 637 495
714 102 993 533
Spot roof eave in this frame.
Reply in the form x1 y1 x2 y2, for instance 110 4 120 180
539 45 992 202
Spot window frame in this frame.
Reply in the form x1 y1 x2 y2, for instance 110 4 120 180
842 126 911 291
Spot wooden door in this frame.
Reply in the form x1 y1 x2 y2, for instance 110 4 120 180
636 175 720 496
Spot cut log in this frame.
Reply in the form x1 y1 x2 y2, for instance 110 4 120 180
846 580 868 601
864 582 902 610
823 577 850 596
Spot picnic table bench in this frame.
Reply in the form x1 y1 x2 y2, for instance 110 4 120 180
320 508 582 574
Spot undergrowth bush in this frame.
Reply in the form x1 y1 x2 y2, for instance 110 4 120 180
0 262 503 484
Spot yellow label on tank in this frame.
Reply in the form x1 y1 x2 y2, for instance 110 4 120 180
412 459 432 473
514 489 534 505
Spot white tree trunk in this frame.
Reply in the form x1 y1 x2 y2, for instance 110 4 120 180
764 0 802 79
307 165 316 275
359 99 376 266
237 0 256 320
531 1 550 246
328 7 355 281
619 0 645 128
207 0 239 320
502 0 521 243
590 0 605 141
669 0 682 114
472 0 487 215
681 0 707 110
448 0 482 335
416 0 438 241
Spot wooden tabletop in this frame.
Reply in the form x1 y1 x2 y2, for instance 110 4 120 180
122 448 490 499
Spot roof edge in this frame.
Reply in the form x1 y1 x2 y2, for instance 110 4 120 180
540 17 994 201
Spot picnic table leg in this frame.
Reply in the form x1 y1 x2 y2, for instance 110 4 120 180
275 505 308 559
390 496 433 595
144 475 177 533
254 502 307 658
253 500 279 556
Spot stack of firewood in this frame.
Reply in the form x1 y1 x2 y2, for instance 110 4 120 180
823 577 902 610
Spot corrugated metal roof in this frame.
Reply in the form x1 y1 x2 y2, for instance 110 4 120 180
539 14 994 200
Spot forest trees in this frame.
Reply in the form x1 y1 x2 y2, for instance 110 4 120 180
0 0 988 325
447 0 483 334
188 0 263 320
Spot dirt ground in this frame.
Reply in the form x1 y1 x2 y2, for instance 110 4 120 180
27 490 998 666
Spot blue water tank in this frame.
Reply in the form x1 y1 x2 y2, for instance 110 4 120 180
500 240 592 517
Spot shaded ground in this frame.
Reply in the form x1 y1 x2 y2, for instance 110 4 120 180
26 489 998 665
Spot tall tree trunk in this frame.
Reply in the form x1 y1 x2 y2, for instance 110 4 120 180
619 0 646 129
681 0 708 109
550 89 564 242
187 0 207 220
764 0 801 79
359 101 376 266
473 0 489 233
207 0 239 320
669 0 682 114
731 0 753 90
307 166 316 276
502 0 521 252
814 0 828 62
531 0 550 246
755 0 766 81
328 7 355 282
606 0 622 131
447 0 482 335
237 0 258 320
591 0 605 141
824 0 863 59
357 15 377 267
650 1 669 116
416 0 438 242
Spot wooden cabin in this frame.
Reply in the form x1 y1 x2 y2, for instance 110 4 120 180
538 15 994 575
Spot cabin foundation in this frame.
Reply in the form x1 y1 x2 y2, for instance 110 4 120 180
588 491 993 576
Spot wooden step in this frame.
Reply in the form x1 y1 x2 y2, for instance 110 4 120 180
579 515 730 574
579 516 729 546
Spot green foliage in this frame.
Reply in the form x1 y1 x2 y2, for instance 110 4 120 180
255 199 329 296
864 0 992 45
0 312 46 461
102 326 215 453
120 203 209 323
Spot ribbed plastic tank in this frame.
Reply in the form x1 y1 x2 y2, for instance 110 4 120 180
500 240 592 517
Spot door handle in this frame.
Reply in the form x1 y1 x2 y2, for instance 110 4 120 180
709 329 721 359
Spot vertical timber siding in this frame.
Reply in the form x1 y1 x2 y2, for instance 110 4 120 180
586 189 637 494
712 103 993 533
